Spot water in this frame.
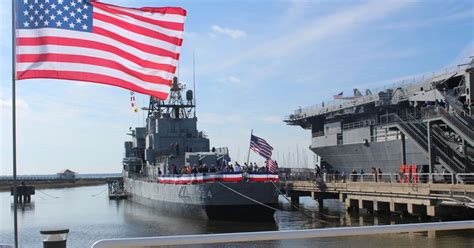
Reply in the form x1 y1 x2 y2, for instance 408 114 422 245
1 184 473 247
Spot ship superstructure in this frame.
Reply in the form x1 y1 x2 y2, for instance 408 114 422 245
285 60 474 176
122 77 278 220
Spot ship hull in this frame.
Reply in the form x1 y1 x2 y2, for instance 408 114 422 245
312 139 429 173
124 177 278 221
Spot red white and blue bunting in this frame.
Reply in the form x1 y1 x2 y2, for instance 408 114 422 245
157 173 279 184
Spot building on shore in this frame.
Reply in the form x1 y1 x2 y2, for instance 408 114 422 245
57 169 77 180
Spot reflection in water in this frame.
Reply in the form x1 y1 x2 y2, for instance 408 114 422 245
0 185 473 248
9 202 35 212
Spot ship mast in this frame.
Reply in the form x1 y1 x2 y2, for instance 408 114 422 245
147 76 195 119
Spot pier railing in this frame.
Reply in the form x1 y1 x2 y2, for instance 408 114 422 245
280 172 474 185
456 173 474 184
324 173 456 184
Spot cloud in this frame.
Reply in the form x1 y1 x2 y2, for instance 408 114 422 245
260 115 281 124
447 40 474 67
202 1 411 75
211 25 247 39
260 1 410 59
284 0 313 26
218 75 241 85
0 4 10 35
227 76 241 84
383 9 474 29
183 31 197 38
200 112 282 126
0 98 29 110
199 112 244 125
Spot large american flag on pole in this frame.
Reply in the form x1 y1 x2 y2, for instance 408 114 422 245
250 134 273 160
15 0 186 100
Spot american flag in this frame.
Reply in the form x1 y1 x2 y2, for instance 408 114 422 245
266 159 278 174
15 0 186 100
333 91 343 99
250 134 273 160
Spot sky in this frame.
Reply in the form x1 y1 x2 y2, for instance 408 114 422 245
0 0 473 175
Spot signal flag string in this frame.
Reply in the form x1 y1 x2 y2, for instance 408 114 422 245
130 91 138 113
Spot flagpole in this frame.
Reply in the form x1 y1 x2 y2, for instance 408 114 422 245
246 129 253 165
12 0 19 247
193 50 196 118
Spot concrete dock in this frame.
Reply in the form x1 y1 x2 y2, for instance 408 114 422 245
279 172 474 217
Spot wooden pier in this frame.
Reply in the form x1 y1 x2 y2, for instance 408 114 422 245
279 173 474 217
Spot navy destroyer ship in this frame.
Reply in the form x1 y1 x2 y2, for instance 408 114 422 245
122 77 279 220
285 60 474 177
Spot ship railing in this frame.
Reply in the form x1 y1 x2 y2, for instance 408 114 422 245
379 113 404 124
312 131 324 137
285 66 463 121
157 172 280 184
91 220 474 248
370 131 401 142
342 119 376 130
286 94 380 120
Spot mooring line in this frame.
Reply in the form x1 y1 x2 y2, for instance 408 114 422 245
37 189 60 198
36 193 47 200
91 187 108 197
270 181 321 220
309 180 342 219
271 181 337 222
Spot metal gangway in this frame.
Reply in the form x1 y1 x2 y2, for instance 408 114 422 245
380 112 473 174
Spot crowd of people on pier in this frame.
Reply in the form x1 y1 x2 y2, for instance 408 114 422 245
311 164 453 184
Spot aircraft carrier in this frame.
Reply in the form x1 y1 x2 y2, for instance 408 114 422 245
285 59 474 175
122 77 278 221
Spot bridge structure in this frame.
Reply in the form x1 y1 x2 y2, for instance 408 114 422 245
0 173 122 182
278 171 474 217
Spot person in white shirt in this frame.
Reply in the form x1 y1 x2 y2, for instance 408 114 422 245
234 163 242 173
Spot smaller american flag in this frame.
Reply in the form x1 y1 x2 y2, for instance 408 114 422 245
250 134 273 159
266 159 278 173
333 91 343 99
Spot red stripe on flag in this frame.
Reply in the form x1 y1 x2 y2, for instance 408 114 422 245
93 12 183 46
93 26 180 60
17 37 177 73
93 2 186 16
93 3 185 32
18 53 172 85
17 70 169 99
